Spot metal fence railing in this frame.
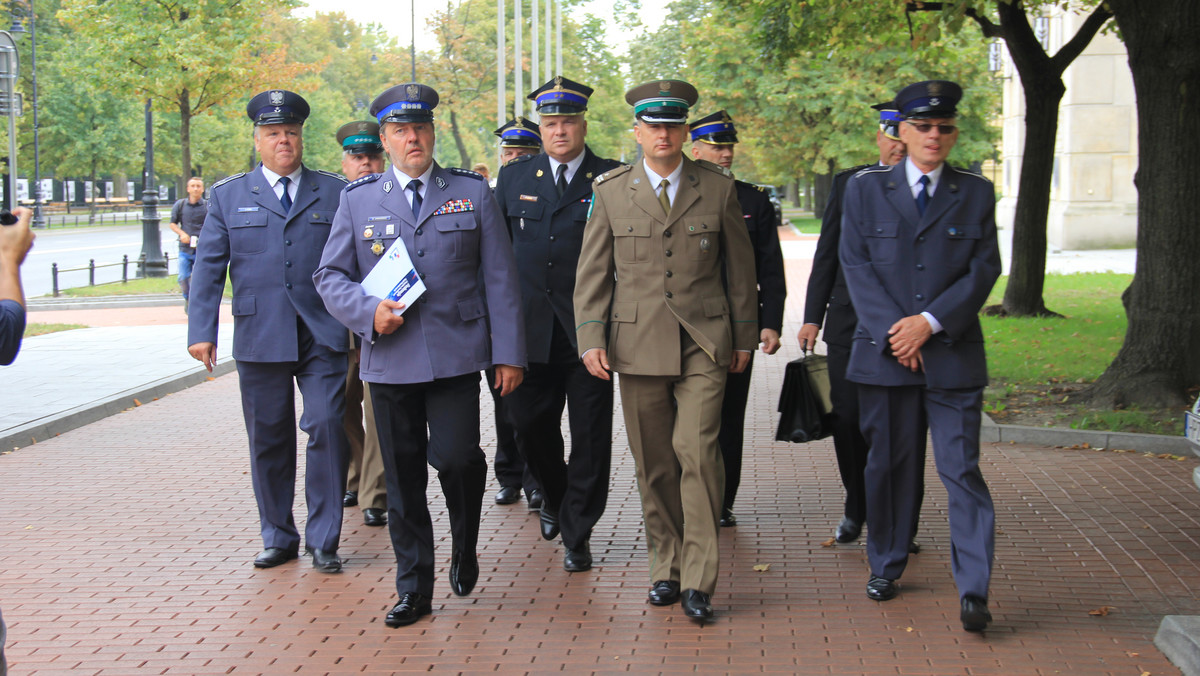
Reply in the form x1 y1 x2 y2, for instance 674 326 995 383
50 251 172 297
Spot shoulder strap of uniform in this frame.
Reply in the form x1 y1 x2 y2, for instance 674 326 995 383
593 164 632 185
694 158 732 178
448 167 484 180
209 172 245 191
316 168 349 184
835 164 872 180
345 172 382 192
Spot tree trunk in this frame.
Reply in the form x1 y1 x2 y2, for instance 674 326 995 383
1083 0 1200 408
179 89 192 197
999 77 1063 317
812 159 835 219
448 109 470 169
788 178 801 208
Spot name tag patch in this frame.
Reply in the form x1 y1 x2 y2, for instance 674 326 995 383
236 207 260 213
519 194 538 202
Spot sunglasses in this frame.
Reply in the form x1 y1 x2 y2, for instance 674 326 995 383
905 121 958 135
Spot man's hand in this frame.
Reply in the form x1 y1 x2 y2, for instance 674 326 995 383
0 207 35 267
887 315 933 361
373 300 406 334
796 324 819 353
188 342 217 372
897 348 924 373
582 348 611 380
729 350 750 373
760 328 781 355
179 233 192 246
492 364 524 396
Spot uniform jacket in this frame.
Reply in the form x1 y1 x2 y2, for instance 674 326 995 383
493 147 622 363
188 164 349 361
573 156 759 376
803 164 869 348
313 163 526 385
734 180 787 334
839 162 1001 389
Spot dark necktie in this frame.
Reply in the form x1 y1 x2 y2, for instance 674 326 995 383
916 174 930 217
658 179 671 215
408 179 423 219
555 163 568 198
278 176 292 213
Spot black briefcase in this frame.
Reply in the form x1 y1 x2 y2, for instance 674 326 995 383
776 354 833 443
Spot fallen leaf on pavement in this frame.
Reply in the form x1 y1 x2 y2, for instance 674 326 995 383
753 563 770 572
821 538 837 547
1089 606 1114 616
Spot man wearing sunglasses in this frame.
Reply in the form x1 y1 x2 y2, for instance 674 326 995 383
839 80 1001 632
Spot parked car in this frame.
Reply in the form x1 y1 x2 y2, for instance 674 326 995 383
757 184 783 226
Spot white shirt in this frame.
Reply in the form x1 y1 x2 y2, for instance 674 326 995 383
642 158 683 205
904 157 946 335
548 150 586 187
260 165 302 204
392 164 434 203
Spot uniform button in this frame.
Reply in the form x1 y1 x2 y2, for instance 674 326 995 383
915 293 925 301
546 288 553 295
701 223 708 229
665 250 673 257
546 262 553 268
285 261 292 267
416 250 424 257
916 263 925 271
875 227 884 234
665 270 673 278
285 282 293 289
918 236 926 242
665 291 673 298
627 226 634 232
285 240 292 246
548 235 556 242
948 227 958 236
664 230 672 238
416 228 423 236
419 272 426 279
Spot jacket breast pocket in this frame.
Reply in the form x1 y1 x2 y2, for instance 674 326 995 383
611 218 651 263
507 201 543 242
229 211 269 255
863 220 900 264
941 223 983 265
435 216 479 261
308 210 334 228
684 217 722 261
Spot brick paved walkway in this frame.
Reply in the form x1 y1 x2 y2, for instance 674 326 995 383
2 256 1198 674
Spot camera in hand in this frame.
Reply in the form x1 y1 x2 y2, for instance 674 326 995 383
0 209 16 225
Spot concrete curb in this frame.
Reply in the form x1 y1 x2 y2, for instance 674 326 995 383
27 294 223 311
1155 616 1200 676
982 413 1194 454
0 357 236 453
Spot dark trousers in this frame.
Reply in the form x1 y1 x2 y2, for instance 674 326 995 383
236 321 349 552
505 352 613 549
717 352 754 511
826 343 870 522
487 369 538 495
371 373 487 598
858 383 994 598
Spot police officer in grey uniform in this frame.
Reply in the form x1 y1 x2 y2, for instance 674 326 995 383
314 83 525 628
187 89 350 573
494 77 622 572
840 80 1000 632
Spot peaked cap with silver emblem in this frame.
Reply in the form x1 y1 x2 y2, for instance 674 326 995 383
371 83 440 125
625 79 699 124
894 80 962 119
246 90 311 126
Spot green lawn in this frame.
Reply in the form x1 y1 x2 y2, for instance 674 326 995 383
24 322 88 337
790 217 821 234
58 275 182 296
981 273 1186 436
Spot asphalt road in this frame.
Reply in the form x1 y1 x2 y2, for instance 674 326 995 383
23 224 179 298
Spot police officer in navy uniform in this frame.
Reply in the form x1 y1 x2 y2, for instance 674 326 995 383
839 81 1000 632
493 77 621 572
334 121 389 528
314 83 525 627
688 110 786 528
797 102 925 548
187 89 350 573
489 117 544 508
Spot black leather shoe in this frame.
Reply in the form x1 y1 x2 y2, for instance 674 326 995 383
385 592 432 627
527 489 544 511
960 595 992 632
253 547 298 568
563 542 592 572
909 539 922 554
835 516 862 543
343 490 359 507
647 580 681 606
307 547 343 573
449 547 479 596
539 505 560 541
680 589 713 623
363 508 387 527
494 485 521 505
866 575 898 601
720 507 737 527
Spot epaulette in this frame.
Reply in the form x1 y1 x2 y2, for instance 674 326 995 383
507 154 537 167
851 165 891 180
448 167 484 180
951 164 994 186
317 169 349 184
835 164 872 180
694 159 732 178
209 172 246 191
345 172 382 192
594 164 632 185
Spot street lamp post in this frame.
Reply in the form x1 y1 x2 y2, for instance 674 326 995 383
139 99 166 278
8 0 42 228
